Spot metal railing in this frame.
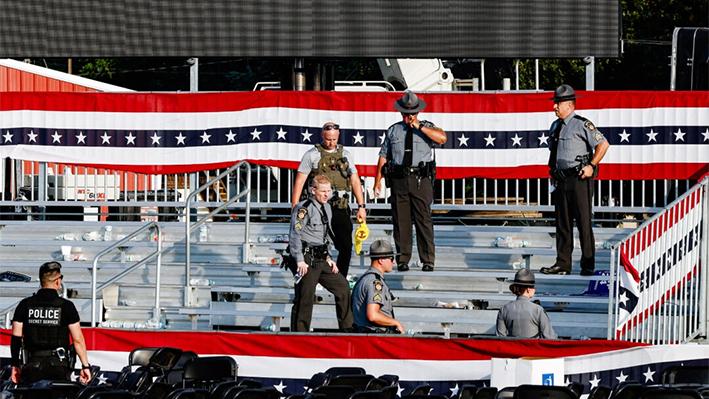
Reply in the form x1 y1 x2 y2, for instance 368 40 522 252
1 161 695 221
609 176 708 343
184 161 251 307
90 222 163 327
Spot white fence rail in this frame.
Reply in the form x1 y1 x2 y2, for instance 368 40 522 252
1 161 697 220
611 176 708 344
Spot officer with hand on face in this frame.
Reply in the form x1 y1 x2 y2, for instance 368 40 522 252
11 262 91 386
496 269 557 339
289 175 354 333
373 91 447 273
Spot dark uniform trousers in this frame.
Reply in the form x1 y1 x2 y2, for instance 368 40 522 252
290 255 354 332
390 174 435 265
21 355 71 385
554 174 595 273
330 205 353 277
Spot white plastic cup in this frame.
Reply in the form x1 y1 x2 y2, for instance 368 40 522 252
61 246 72 255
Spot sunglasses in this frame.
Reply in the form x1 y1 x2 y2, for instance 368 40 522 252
402 112 418 116
52 275 64 282
323 124 340 131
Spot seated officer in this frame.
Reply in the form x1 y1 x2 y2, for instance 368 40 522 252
352 240 405 334
495 269 557 339
11 262 91 385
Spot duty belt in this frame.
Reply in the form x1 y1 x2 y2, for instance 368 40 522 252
552 166 581 181
390 163 429 177
29 347 67 361
304 244 328 260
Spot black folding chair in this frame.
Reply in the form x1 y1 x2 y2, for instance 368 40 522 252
312 385 356 399
512 384 577 399
328 375 375 392
182 356 238 391
325 368 366 378
305 373 331 392
587 385 611 399
639 388 702 399
457 384 477 399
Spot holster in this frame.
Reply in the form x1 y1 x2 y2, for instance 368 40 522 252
329 192 350 209
304 244 328 260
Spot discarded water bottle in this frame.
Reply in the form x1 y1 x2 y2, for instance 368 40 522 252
293 272 303 285
102 226 113 241
56 233 76 241
253 257 276 264
596 241 611 249
125 255 142 262
133 322 148 329
512 261 524 269
82 231 100 241
146 318 164 329
258 236 275 243
407 329 422 335
121 299 137 306
261 324 277 332
492 236 512 247
190 278 214 286
198 225 209 242
415 283 425 291
508 240 529 248
102 321 124 328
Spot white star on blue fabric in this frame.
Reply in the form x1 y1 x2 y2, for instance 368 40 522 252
449 383 460 396
646 129 658 142
643 367 655 382
226 129 237 143
589 374 601 389
250 128 262 141
619 292 629 306
52 131 62 143
125 132 136 145
379 132 386 145
76 131 87 144
301 129 312 142
97 373 108 385
27 130 38 143
353 132 364 145
101 132 112 144
276 127 288 141
538 133 549 146
273 381 287 393
3 131 13 143
616 371 629 383
397 385 405 397
200 131 211 143
484 133 496 147
702 128 709 142
458 134 469 147
619 129 631 143
175 133 186 145
511 133 523 147
674 128 686 142
150 132 162 145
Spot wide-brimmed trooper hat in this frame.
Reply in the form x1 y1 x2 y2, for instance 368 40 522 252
509 268 535 287
367 240 401 258
394 91 427 113
550 84 581 102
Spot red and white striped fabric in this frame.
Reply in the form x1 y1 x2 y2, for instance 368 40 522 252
0 91 707 179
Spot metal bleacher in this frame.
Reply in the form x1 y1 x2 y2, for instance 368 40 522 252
0 219 631 339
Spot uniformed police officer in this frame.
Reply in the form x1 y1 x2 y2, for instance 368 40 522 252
351 240 404 334
496 269 557 339
289 175 354 332
292 122 368 278
542 84 610 276
11 262 91 385
373 91 447 272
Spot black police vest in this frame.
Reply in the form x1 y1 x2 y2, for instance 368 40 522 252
23 292 70 350
307 144 352 192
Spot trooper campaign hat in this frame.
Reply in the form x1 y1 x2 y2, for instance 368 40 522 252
394 91 427 113
550 84 581 102
367 240 401 258
509 268 535 287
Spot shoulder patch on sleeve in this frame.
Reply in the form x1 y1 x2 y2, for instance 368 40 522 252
595 131 604 141
296 207 308 221
294 222 303 230
584 120 596 131
373 280 383 293
372 293 382 303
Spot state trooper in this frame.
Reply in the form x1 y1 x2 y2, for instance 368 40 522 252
373 91 447 272
289 175 354 332
496 269 557 339
11 262 91 385
292 122 367 278
351 240 404 334
542 84 610 276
